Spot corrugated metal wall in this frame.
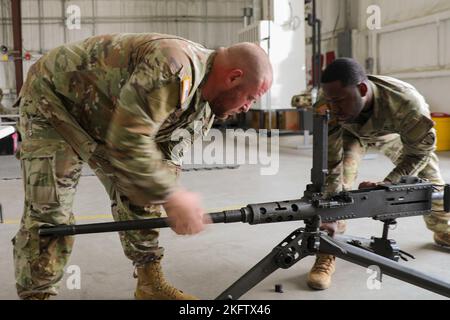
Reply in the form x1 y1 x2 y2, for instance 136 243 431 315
0 0 252 91
2 0 449 112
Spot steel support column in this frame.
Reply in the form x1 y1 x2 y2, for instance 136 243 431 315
11 0 23 94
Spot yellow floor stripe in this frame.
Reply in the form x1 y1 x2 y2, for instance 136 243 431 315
3 219 20 225
1 204 245 226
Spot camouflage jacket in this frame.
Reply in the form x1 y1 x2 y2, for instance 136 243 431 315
315 75 436 192
21 33 215 206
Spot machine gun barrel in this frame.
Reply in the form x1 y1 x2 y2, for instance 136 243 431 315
38 201 316 237
36 203 304 236
38 209 245 237
39 185 449 237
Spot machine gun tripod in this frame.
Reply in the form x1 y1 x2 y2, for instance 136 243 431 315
39 113 450 299
215 215 450 299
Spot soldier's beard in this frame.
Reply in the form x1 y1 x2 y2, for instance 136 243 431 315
209 87 242 120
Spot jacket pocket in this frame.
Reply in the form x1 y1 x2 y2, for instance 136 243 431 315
21 148 60 205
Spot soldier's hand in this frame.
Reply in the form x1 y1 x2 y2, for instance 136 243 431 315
163 189 211 235
358 181 378 189
320 220 347 237
320 222 338 236
316 104 330 115
359 180 390 189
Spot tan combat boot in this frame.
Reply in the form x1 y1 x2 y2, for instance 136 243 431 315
134 260 198 300
307 254 336 290
434 233 450 248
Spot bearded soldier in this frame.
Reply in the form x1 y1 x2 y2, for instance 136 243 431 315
13 33 272 300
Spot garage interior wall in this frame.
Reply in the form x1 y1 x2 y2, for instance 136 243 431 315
0 0 252 92
306 0 450 113
1 0 449 113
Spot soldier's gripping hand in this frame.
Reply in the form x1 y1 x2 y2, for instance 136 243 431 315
320 222 338 236
320 220 347 237
358 180 391 189
163 188 211 235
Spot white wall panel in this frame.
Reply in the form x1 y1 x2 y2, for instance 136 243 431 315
406 77 450 113
444 19 450 67
21 24 40 52
302 0 450 112
66 24 94 43
358 0 450 30
96 0 122 17
42 0 63 18
43 24 65 51
95 23 123 35
368 8 450 112
67 0 94 17
20 0 38 19
378 23 439 74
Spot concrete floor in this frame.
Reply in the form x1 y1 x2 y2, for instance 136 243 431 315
0 135 449 300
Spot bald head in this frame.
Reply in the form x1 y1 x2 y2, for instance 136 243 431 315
225 42 273 87
202 42 273 119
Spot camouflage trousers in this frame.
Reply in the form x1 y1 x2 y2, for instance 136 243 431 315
339 131 448 235
12 96 169 299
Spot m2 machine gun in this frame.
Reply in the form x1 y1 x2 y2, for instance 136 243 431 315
40 113 450 299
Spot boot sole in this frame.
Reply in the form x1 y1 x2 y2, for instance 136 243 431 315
434 241 450 250
307 282 331 290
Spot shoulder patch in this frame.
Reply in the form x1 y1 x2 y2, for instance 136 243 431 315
180 75 191 106
401 114 435 145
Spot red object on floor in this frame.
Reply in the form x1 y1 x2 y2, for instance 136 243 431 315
0 132 18 155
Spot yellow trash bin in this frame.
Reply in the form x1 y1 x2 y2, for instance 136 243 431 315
432 113 450 152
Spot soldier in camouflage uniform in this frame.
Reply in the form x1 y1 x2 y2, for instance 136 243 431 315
307 58 448 291
12 33 272 300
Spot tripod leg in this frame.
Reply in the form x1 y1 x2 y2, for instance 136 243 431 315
216 228 312 300
319 235 450 298
215 247 284 300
